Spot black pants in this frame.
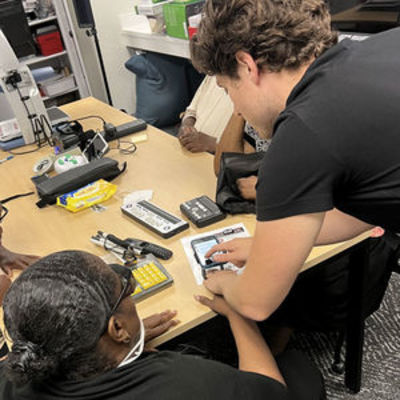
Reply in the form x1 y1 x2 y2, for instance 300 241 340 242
269 235 396 331
277 350 326 400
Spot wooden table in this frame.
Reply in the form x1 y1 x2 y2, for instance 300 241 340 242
0 97 371 391
332 5 399 32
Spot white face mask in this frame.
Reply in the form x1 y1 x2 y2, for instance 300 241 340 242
118 318 145 368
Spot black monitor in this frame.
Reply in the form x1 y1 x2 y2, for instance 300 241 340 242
0 0 36 58
72 0 95 29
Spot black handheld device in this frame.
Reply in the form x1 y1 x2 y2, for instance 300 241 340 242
104 233 173 260
191 235 225 278
82 132 109 161
180 195 226 228
125 238 173 260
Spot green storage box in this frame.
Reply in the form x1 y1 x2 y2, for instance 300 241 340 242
163 0 204 39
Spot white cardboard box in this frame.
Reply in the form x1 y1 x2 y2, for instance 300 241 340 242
40 75 76 97
137 1 170 16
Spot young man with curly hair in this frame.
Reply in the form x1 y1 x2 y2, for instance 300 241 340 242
190 0 400 320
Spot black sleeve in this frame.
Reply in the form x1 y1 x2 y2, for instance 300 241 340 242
256 113 343 221
276 350 325 400
173 354 290 400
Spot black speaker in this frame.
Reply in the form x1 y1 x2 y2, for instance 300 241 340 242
0 0 36 58
72 0 95 29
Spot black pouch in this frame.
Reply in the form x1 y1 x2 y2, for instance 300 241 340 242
34 158 127 208
216 152 264 214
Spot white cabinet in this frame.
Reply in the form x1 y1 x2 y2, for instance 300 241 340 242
21 0 91 108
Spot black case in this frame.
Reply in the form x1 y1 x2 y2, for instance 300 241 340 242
34 158 126 208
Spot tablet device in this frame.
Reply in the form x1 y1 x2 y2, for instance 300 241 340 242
83 132 109 161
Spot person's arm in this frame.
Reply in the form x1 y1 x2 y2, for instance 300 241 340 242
195 294 285 384
0 270 11 305
178 75 208 137
0 222 39 276
316 208 373 245
178 115 196 137
204 212 324 321
214 113 246 175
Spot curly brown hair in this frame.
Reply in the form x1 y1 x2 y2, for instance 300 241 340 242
190 0 338 77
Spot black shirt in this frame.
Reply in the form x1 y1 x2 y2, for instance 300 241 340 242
257 28 400 232
0 351 289 400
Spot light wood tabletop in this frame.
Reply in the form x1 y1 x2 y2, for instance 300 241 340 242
0 97 370 346
331 5 399 24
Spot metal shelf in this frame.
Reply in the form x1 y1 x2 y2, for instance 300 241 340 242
122 30 190 59
42 86 79 101
20 50 68 66
28 15 57 27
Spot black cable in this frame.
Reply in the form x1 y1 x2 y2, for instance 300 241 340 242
0 192 34 204
7 146 44 156
109 139 137 155
74 115 107 125
118 140 137 155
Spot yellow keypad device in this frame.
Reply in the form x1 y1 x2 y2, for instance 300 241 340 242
130 255 173 301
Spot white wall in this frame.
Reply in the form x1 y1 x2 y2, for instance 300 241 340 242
91 0 137 113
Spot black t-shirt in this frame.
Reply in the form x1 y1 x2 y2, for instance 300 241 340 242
257 27 400 232
0 351 289 400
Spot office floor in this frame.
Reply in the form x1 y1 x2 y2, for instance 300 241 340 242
160 273 400 399
293 273 400 400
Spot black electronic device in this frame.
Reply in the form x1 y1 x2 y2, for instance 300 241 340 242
191 235 225 279
82 131 109 161
0 0 36 58
121 200 189 238
125 238 173 260
104 119 147 142
52 120 85 151
129 255 174 301
52 119 147 151
72 0 95 28
180 195 226 228
102 233 173 260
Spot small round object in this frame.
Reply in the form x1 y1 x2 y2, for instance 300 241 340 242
33 156 54 175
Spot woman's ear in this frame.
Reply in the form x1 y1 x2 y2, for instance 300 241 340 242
107 316 131 344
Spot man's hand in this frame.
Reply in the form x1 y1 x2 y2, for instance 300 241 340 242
143 310 180 343
194 293 237 318
178 127 217 153
203 269 237 295
205 237 252 267
236 176 258 200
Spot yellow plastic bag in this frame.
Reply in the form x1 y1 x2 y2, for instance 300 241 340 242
57 179 117 212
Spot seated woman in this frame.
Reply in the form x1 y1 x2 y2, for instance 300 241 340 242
178 75 234 154
0 250 324 400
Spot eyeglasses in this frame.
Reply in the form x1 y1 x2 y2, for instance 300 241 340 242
0 204 8 223
108 264 136 316
102 264 136 335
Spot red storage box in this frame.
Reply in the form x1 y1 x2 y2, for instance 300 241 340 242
188 26 197 39
37 30 64 56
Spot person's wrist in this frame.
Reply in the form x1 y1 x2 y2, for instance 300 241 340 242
227 309 248 325
182 116 195 128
